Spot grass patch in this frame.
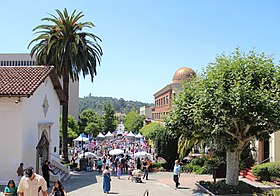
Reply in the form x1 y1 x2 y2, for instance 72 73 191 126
199 180 263 195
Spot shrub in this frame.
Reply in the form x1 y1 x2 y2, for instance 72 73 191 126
253 162 280 181
252 164 270 181
151 162 162 169
191 158 205 166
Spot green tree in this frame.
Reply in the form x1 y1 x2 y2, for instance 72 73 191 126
29 9 102 162
167 48 280 185
103 102 117 133
140 122 162 139
154 127 179 170
79 108 102 134
124 110 145 133
60 115 79 143
85 122 101 137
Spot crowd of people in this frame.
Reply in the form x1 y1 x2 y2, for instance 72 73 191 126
3 134 182 195
70 135 156 193
3 162 66 196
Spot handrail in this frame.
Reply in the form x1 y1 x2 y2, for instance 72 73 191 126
258 157 270 165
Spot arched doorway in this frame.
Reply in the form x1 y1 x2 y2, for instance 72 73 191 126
36 132 49 173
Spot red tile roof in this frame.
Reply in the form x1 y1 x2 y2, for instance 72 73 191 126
0 66 65 103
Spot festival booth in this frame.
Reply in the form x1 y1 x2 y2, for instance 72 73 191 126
96 132 105 140
135 133 143 141
73 133 89 147
126 131 135 140
105 131 114 140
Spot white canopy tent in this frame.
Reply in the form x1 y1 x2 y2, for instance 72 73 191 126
135 133 143 139
105 131 114 140
73 135 89 142
96 132 105 140
73 135 89 147
126 131 135 140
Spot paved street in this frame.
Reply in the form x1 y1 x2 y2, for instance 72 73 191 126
62 171 212 196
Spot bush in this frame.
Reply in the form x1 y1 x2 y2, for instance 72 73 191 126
191 158 205 167
253 162 280 181
252 165 270 181
151 162 162 169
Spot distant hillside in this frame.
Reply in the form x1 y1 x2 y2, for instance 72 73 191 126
79 96 153 115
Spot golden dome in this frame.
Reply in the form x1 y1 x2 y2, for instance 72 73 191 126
172 67 196 83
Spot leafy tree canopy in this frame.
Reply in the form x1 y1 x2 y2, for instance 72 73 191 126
79 96 152 115
124 110 145 133
102 102 118 133
167 48 280 185
140 122 163 139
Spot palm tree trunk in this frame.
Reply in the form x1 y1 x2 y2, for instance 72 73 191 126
62 66 69 163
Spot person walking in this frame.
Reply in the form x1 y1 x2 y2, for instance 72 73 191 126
102 166 111 194
42 160 51 188
173 160 181 189
17 166 48 196
16 163 25 182
142 159 149 180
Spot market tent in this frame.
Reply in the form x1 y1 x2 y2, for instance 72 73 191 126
96 132 105 140
105 131 114 140
73 134 89 142
126 131 135 140
135 133 143 139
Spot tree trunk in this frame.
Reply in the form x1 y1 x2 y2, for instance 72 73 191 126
226 148 242 186
62 66 69 163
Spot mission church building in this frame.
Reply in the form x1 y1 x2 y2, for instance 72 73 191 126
0 66 67 185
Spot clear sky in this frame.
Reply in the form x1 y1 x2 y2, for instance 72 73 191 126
1 0 280 103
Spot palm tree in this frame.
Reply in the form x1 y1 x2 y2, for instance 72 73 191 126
29 8 102 162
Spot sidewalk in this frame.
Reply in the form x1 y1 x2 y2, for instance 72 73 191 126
64 171 211 196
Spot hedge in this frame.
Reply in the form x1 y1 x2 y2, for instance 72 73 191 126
252 162 280 181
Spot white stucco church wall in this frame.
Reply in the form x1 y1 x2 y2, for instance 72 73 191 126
0 76 61 185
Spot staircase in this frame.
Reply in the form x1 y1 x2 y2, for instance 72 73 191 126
50 160 70 183
240 166 258 181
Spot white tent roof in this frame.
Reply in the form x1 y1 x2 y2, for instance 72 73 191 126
126 131 135 137
105 131 113 137
96 132 105 138
73 135 89 142
135 133 143 138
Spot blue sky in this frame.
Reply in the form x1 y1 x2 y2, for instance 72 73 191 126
1 0 280 103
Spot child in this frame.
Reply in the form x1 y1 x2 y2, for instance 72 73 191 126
117 164 121 179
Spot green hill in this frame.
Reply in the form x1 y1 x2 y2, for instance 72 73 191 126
79 95 152 115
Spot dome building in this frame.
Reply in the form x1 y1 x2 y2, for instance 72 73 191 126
152 67 195 121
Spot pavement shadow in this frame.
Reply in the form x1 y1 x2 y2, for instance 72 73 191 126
63 171 97 193
107 192 119 194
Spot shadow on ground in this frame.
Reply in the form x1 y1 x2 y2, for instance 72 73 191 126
63 171 97 193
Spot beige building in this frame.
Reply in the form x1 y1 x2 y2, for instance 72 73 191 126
152 67 195 121
0 53 79 120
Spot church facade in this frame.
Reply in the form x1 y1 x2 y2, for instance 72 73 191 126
0 66 65 184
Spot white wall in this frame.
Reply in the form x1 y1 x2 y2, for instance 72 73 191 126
0 98 23 185
0 76 61 185
270 131 280 162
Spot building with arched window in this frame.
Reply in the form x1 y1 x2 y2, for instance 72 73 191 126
152 67 195 121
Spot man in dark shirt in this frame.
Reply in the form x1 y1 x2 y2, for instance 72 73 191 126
42 160 51 188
